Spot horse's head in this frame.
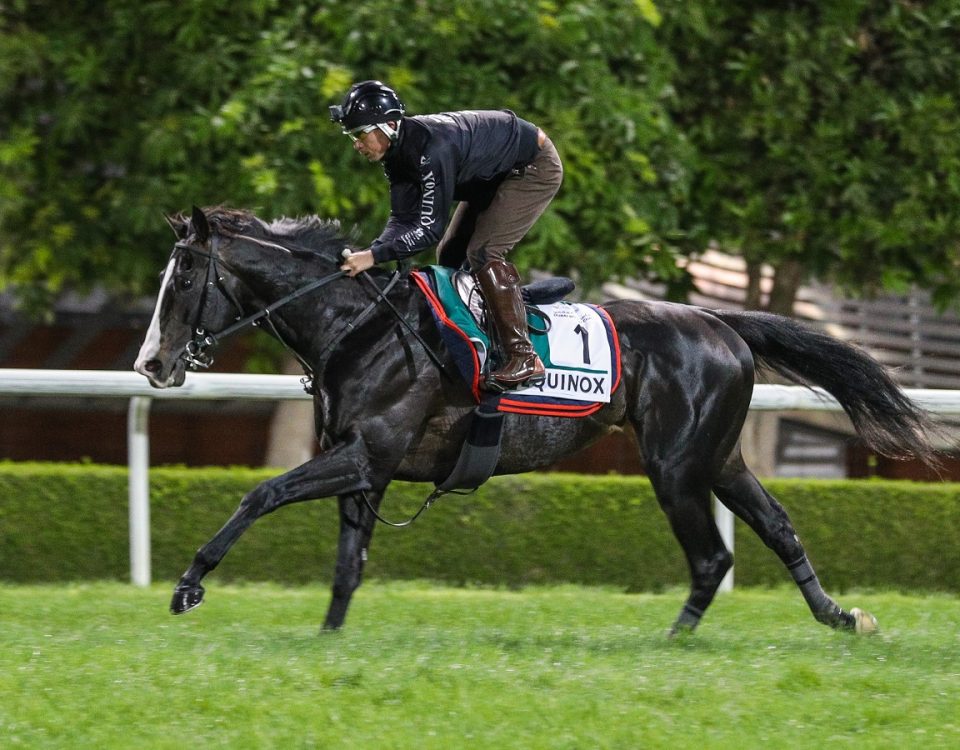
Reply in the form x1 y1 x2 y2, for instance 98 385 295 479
134 206 245 388
135 206 354 388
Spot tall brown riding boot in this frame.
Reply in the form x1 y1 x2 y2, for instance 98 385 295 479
476 259 546 391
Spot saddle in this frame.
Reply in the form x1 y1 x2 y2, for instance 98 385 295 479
414 267 620 411
522 277 578 306
451 273 575 334
410 266 622 493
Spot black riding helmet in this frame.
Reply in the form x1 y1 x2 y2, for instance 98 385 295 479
329 80 405 140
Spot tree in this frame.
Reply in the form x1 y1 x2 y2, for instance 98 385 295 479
1 0 692 315
659 0 960 313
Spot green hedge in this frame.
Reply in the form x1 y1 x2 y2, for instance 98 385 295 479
1 463 958 592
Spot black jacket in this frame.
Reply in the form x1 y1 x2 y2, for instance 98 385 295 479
369 110 539 263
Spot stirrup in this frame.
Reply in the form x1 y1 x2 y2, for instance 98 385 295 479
483 367 546 393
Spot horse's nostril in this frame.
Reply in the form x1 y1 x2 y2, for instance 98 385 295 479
144 359 162 374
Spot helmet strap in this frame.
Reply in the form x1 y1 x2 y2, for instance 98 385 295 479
376 120 401 142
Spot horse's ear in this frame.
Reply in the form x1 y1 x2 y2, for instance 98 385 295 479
164 212 189 239
191 205 210 244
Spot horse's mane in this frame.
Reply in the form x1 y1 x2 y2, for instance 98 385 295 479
202 206 355 261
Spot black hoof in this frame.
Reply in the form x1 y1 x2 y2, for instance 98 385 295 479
170 584 205 615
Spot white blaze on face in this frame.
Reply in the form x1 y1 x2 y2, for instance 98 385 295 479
134 255 176 373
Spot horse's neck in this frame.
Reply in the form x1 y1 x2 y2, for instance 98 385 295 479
226 247 329 306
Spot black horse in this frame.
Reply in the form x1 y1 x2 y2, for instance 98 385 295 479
135 206 939 635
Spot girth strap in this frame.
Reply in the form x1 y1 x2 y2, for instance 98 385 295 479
436 395 505 492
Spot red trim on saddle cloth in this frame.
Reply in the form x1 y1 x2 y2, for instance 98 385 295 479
495 398 607 417
410 271 483 399
595 306 622 393
497 305 622 417
411 270 622 418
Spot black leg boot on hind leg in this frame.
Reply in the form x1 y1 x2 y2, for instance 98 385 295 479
788 555 878 633
476 259 545 392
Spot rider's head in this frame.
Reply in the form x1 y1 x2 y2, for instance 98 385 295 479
329 80 404 144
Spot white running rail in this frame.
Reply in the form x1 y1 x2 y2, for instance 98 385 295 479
2 368 958 587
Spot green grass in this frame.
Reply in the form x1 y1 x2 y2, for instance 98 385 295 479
2 582 959 749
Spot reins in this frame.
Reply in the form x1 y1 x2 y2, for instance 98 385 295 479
357 271 456 382
177 232 453 391
356 485 478 528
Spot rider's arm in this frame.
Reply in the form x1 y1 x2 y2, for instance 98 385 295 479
369 144 456 263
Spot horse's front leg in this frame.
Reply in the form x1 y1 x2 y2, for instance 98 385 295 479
170 433 372 615
322 490 383 631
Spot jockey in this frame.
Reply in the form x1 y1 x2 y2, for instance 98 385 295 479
330 80 563 392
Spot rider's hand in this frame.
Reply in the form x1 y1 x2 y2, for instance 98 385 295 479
340 248 375 277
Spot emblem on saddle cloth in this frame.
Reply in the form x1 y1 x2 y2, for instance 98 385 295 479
411 266 622 417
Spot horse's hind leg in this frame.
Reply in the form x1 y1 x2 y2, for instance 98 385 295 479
644 462 733 635
713 457 877 633
323 491 381 631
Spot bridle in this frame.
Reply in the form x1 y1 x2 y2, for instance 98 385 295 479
172 230 453 393
174 233 351 380
175 235 250 370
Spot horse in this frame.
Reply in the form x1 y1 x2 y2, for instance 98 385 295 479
135 205 939 636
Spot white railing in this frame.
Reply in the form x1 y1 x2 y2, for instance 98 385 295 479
609 252 960 390
2 368 959 588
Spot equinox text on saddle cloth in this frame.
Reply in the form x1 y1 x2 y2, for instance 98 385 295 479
514 302 614 402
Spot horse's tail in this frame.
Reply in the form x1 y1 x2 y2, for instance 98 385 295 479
710 309 941 468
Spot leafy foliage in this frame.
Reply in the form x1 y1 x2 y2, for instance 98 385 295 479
659 0 960 309
5 1 960 316
0 0 686 312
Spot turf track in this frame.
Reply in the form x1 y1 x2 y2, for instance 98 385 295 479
2 582 958 748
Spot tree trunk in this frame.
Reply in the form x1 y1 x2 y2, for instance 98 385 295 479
263 358 316 468
744 259 764 310
766 257 803 315
739 412 779 478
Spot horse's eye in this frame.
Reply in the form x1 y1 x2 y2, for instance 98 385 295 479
178 277 193 290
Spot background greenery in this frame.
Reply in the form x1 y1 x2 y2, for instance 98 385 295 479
3 0 959 315
1 463 958 592
661 0 960 311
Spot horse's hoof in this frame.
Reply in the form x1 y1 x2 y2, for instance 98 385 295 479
667 621 697 639
170 584 205 615
851 607 878 635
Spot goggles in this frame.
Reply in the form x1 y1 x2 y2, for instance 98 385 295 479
343 124 378 142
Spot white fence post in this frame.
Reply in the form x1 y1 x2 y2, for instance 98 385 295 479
713 496 735 593
127 397 152 587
